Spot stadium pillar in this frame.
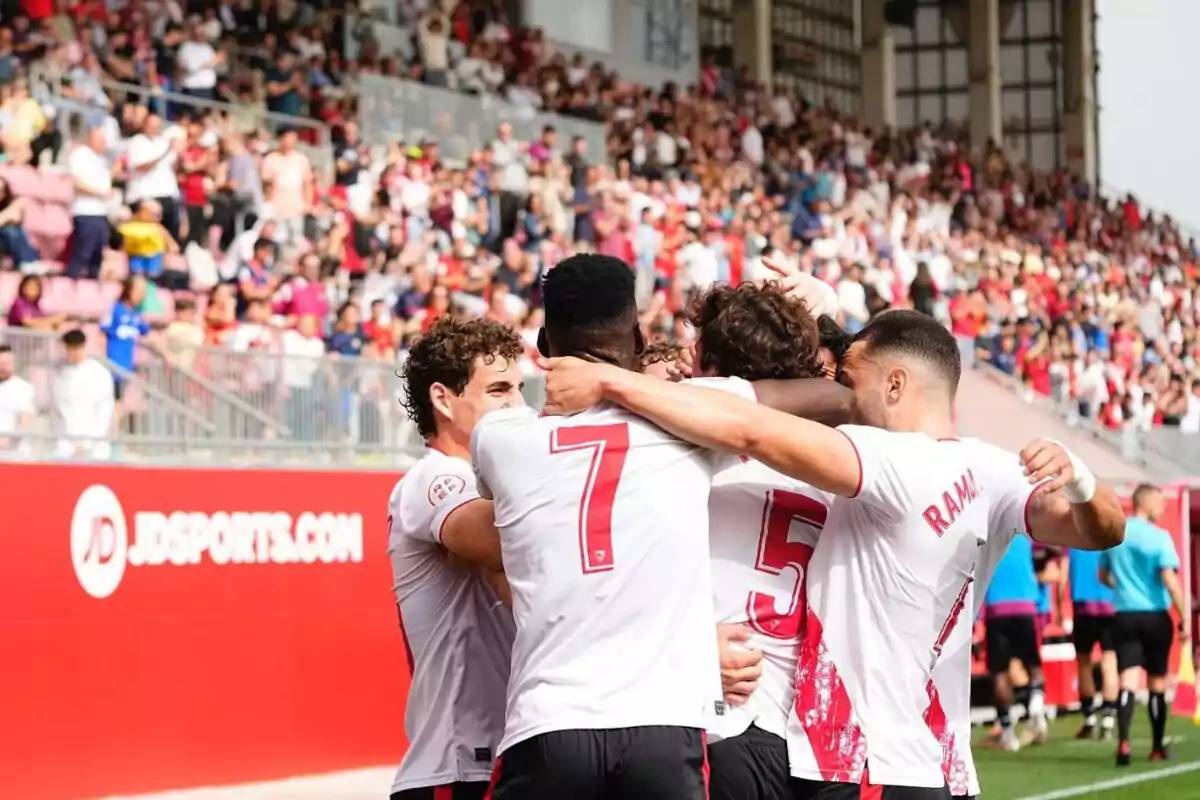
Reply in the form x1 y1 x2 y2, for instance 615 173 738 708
1062 0 1097 184
732 0 773 86
966 0 1002 154
861 0 897 131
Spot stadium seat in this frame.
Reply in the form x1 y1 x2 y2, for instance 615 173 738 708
103 250 129 281
99 280 122 306
0 271 19 310
80 322 103 357
24 201 72 260
73 280 107 319
39 276 77 315
0 164 39 199
40 171 75 206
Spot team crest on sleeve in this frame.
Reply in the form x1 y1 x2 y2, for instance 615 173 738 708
428 474 468 505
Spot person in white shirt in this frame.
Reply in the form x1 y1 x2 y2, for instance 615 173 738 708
280 313 326 440
176 21 222 101
125 113 183 242
540 310 1125 798
387 317 525 800
0 344 35 455
54 328 115 460
66 125 113 280
472 255 747 800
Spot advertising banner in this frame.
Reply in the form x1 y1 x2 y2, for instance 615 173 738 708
0 463 408 799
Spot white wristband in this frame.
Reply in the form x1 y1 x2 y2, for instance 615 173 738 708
1045 439 1096 504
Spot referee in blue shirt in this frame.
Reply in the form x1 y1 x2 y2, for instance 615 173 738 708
1100 484 1190 766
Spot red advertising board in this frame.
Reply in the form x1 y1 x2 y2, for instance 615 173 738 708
0 463 409 800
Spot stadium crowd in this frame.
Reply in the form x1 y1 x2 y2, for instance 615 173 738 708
0 0 1198 451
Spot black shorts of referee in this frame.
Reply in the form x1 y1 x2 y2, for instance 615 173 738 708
486 725 708 800
707 724 789 800
1071 612 1115 655
1113 611 1174 676
984 614 1042 673
791 776 953 799
391 783 489 800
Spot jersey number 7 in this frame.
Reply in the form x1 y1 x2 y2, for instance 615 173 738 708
747 489 825 640
550 423 630 575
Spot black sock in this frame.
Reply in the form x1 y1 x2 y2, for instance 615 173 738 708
1014 685 1031 708
1118 689 1134 743
1082 694 1097 722
997 705 1013 731
1149 691 1167 750
1103 698 1119 717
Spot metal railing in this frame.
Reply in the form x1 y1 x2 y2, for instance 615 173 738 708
349 71 608 166
958 337 1193 479
29 64 335 181
0 327 426 465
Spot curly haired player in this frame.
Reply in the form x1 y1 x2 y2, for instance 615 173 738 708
387 317 525 800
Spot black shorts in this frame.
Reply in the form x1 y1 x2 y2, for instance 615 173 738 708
1113 611 1174 676
984 615 1042 673
392 783 488 800
1072 613 1115 655
488 726 708 800
113 380 125 401
707 724 789 800
791 778 952 800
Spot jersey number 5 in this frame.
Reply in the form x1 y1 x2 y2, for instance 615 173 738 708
550 423 630 574
747 489 826 640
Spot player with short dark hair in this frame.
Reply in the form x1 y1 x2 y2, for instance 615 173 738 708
386 317 525 800
540 309 1126 799
472 254 755 800
1101 483 1189 766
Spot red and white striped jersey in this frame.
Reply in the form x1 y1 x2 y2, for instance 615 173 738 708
706 458 831 742
470 378 756 755
786 428 990 789
386 449 516 794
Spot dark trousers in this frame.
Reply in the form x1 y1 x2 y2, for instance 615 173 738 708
67 215 109 279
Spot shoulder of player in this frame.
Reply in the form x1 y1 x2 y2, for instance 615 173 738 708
469 406 540 453
681 376 756 402
394 450 473 508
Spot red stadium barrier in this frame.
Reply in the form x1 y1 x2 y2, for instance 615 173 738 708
0 463 409 800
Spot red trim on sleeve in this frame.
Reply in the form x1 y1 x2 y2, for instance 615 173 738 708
1022 486 1038 538
839 428 864 498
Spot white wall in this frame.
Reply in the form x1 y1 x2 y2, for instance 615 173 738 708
1096 0 1200 232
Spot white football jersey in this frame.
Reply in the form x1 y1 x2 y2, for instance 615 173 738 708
707 458 831 742
470 378 756 755
787 427 990 789
386 449 516 793
928 438 1035 796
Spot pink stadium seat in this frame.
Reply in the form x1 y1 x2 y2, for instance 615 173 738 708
74 280 107 319
39 276 77 315
41 171 74 205
0 271 19 310
164 253 186 273
24 201 72 260
26 366 53 408
158 290 176 318
0 165 39 199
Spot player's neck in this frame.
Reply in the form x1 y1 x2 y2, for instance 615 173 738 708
891 407 955 439
427 431 470 461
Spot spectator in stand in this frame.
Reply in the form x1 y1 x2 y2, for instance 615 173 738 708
7 274 66 330
265 49 305 118
0 176 39 270
492 123 528 243
260 127 312 246
416 1 452 87
236 237 280 318
275 252 330 326
117 199 181 285
0 344 35 455
53 328 114 461
204 283 237 346
0 76 57 166
67 123 113 281
327 301 365 357
179 113 216 251
124 112 184 244
100 275 164 426
281 312 326 440
176 18 222 102
164 297 204 370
